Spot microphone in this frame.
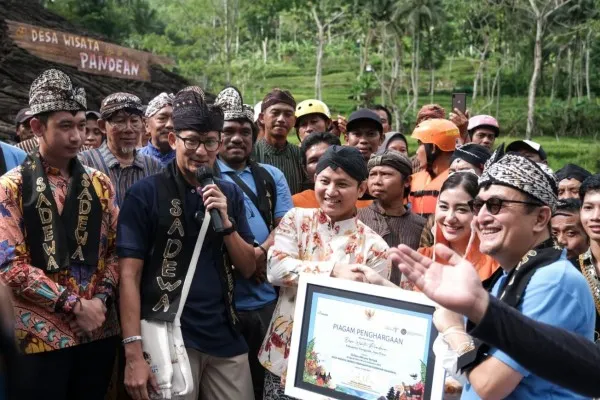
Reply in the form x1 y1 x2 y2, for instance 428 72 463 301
195 165 225 233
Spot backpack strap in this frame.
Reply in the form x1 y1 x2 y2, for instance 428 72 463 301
220 161 277 232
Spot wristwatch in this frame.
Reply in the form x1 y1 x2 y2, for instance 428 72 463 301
94 293 113 309
221 216 237 236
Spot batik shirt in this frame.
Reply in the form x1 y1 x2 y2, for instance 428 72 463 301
138 140 175 168
577 249 600 341
258 208 390 377
0 163 119 354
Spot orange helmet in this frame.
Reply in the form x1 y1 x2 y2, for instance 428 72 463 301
411 119 459 152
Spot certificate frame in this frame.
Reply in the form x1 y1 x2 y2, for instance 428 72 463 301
285 275 444 400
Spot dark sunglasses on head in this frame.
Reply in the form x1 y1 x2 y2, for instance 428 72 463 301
468 197 543 215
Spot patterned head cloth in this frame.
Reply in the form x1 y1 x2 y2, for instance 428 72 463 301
261 88 296 112
145 92 174 118
368 150 412 178
479 145 558 212
29 69 87 115
172 86 224 133
243 104 255 122
416 104 445 125
100 92 144 120
316 145 368 182
215 87 253 122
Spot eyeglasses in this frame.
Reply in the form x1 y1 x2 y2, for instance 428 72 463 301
469 197 543 215
176 134 221 152
107 115 143 131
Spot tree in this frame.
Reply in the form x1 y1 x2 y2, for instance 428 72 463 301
519 0 572 138
310 0 345 99
393 0 444 112
46 0 163 42
219 0 240 83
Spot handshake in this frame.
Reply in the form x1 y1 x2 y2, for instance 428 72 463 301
330 263 390 286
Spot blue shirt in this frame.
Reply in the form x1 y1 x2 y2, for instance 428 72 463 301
0 142 26 173
138 141 175 168
117 172 255 357
461 251 595 400
217 159 293 310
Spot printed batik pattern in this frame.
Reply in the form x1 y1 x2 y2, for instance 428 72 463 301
0 163 120 354
258 207 390 380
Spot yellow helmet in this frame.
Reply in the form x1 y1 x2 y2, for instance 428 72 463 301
295 99 331 125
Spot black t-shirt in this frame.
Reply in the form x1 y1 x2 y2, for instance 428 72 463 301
117 175 255 357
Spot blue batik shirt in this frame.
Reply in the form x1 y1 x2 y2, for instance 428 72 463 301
138 140 175 168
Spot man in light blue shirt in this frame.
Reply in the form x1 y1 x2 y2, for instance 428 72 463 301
432 153 594 399
215 87 293 400
0 142 26 175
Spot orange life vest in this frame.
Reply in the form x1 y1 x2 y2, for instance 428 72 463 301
408 169 450 216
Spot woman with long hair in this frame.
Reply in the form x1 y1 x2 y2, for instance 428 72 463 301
417 171 499 282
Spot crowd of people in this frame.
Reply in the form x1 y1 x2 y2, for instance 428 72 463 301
0 67 598 400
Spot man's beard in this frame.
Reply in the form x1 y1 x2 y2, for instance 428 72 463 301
120 146 135 154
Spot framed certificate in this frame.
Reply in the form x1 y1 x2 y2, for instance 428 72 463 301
285 275 444 400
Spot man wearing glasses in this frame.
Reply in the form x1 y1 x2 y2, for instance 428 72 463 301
79 92 162 206
117 86 256 400
430 151 594 399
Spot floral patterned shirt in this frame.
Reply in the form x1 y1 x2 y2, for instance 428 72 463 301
577 248 600 341
0 163 120 354
258 207 390 377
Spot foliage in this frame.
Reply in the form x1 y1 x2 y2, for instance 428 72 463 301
45 0 163 42
44 0 600 141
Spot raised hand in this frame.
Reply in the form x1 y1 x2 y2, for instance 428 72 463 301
389 244 489 322
449 108 469 142
202 183 230 225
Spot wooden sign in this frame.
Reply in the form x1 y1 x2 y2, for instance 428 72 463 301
6 20 174 82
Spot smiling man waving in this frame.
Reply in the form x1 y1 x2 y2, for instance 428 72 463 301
432 150 595 399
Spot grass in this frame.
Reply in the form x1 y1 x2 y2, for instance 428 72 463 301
264 56 598 173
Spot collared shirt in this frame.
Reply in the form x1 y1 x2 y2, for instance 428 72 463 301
117 172 254 357
252 138 306 195
78 142 162 206
461 251 594 400
217 159 293 310
0 163 120 354
138 140 175 168
358 202 426 285
0 142 26 172
258 208 390 377
16 137 91 154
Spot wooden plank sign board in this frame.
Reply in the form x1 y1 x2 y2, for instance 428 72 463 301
6 20 174 82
